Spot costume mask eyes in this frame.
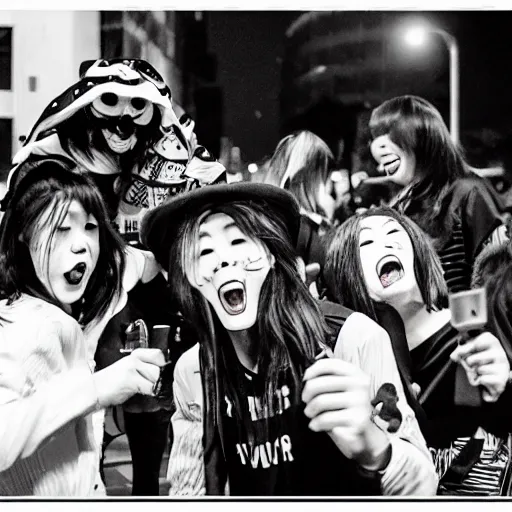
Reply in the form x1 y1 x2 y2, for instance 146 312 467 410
91 94 154 125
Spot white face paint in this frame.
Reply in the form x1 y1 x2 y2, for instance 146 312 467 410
358 215 421 307
29 200 100 312
370 134 417 186
186 212 275 332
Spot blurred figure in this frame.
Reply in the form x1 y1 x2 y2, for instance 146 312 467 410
369 96 507 293
263 131 335 291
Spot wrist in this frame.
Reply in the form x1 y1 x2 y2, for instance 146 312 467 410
354 422 392 472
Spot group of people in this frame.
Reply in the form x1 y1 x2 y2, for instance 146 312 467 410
0 57 511 498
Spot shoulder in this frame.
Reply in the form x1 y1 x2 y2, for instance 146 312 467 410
448 175 501 206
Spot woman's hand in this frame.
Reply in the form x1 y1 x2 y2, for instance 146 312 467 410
302 357 391 470
450 331 510 402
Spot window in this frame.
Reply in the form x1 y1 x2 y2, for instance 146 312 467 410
0 28 12 90
0 118 12 180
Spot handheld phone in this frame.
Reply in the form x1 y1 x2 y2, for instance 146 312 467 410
448 288 487 407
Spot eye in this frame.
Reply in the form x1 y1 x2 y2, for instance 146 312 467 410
387 229 400 235
131 97 147 110
231 238 246 246
57 226 70 233
200 248 214 257
85 222 98 231
360 239 373 247
101 92 118 107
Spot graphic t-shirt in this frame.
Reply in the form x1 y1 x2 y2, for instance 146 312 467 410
221 354 381 496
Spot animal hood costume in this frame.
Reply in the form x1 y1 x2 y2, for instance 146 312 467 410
6 58 226 237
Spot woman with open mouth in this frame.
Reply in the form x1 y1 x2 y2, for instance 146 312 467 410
141 182 436 496
324 207 512 496
369 95 507 294
0 157 166 496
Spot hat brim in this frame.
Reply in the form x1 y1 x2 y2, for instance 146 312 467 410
140 182 301 267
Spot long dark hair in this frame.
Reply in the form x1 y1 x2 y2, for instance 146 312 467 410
369 96 468 240
0 157 125 326
265 130 334 219
324 206 447 322
169 200 329 435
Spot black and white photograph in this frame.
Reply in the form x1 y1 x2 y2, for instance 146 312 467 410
1 5 512 504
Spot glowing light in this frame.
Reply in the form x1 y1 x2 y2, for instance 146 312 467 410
404 26 427 47
248 163 258 174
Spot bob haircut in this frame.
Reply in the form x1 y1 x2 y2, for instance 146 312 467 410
168 199 329 425
369 96 468 235
324 206 448 322
0 157 125 326
264 130 334 217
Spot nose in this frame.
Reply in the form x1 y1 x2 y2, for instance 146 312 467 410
71 232 88 255
116 115 135 137
384 241 400 250
214 260 230 273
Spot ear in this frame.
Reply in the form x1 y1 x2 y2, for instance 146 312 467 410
269 252 276 269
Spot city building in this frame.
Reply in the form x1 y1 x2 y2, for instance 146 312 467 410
0 11 100 178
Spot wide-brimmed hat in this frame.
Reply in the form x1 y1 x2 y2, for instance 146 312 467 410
140 182 301 267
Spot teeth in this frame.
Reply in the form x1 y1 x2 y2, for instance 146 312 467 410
218 281 246 315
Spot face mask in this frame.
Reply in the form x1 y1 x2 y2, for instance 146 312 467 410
187 212 275 331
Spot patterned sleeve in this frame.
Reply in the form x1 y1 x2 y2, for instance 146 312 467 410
167 344 206 496
334 312 438 496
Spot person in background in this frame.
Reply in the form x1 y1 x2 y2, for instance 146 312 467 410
369 95 507 293
141 182 437 496
324 207 512 495
262 130 336 293
0 158 165 496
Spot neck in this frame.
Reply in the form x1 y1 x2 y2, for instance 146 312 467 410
392 301 451 351
228 329 258 372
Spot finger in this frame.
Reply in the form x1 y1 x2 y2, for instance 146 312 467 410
304 391 364 419
302 375 357 403
133 358 161 384
303 358 361 381
476 374 506 390
308 408 369 432
465 351 495 368
471 363 503 376
136 376 157 397
131 348 166 366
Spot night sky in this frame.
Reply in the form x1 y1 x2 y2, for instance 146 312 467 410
206 10 512 165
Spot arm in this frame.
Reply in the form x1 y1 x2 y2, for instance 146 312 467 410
0 320 98 471
167 344 206 496
333 313 438 496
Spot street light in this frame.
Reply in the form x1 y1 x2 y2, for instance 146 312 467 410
404 25 460 144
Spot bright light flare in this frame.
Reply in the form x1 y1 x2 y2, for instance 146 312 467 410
248 163 258 174
404 26 428 47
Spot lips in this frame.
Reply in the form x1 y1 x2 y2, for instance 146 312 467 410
218 280 246 315
379 155 401 176
64 262 87 286
102 130 137 153
376 255 404 288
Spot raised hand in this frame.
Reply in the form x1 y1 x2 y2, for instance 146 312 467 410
450 331 510 403
302 357 391 470
93 348 165 408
